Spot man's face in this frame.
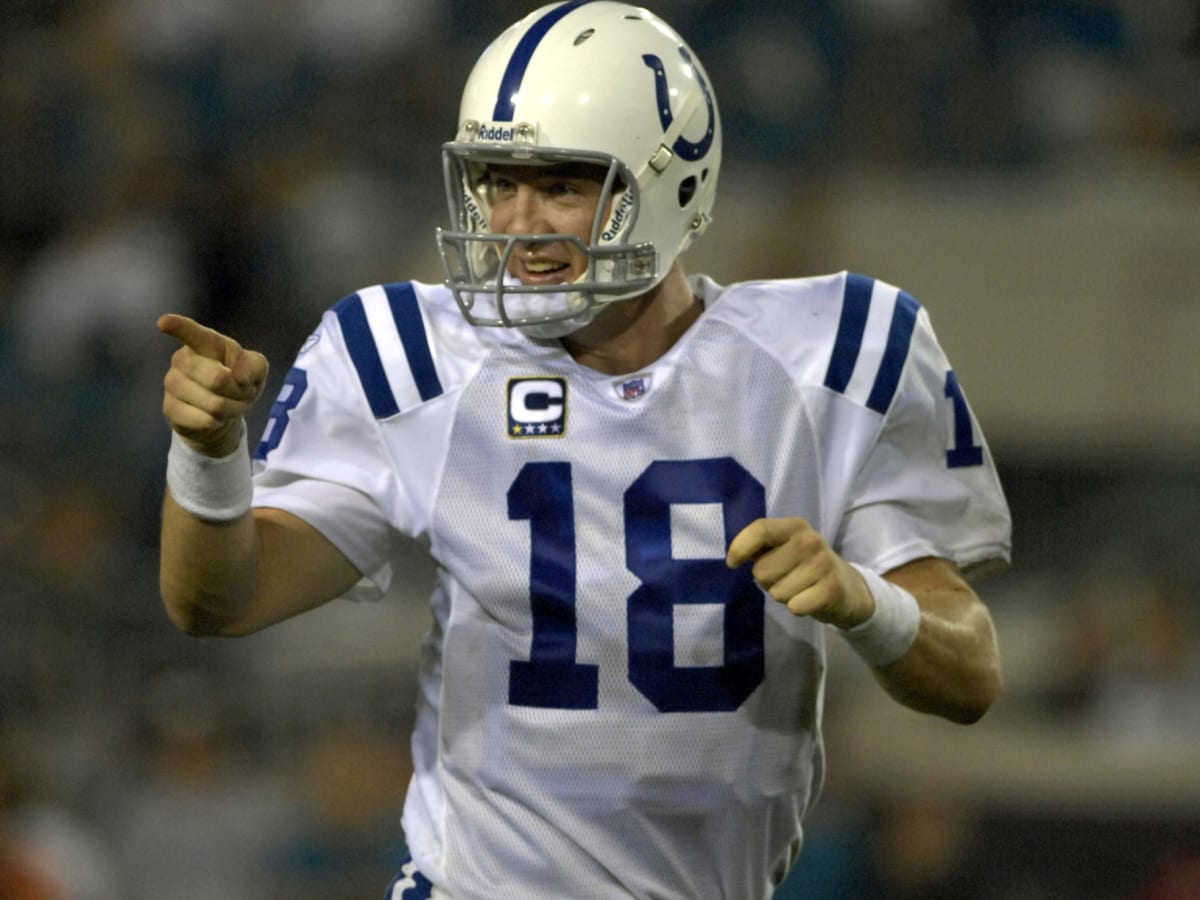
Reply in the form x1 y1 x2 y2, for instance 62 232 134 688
483 162 610 286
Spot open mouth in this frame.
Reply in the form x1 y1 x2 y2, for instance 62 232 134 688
515 256 573 282
525 259 569 274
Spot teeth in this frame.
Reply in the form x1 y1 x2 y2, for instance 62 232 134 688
526 260 567 273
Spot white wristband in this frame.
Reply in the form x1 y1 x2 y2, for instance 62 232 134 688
166 424 253 522
840 563 921 667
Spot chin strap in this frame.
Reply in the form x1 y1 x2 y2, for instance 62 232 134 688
632 88 703 186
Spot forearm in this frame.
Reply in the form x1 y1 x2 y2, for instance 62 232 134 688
866 558 1002 724
157 316 358 635
159 491 262 637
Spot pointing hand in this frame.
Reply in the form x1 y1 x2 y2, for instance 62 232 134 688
158 314 269 457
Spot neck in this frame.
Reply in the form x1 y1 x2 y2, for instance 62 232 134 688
560 265 701 375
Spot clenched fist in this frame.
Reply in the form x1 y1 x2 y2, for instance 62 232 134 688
726 517 874 630
159 314 269 458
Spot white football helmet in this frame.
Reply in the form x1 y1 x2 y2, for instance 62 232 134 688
437 0 721 335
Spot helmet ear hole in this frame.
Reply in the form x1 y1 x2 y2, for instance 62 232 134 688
677 175 697 208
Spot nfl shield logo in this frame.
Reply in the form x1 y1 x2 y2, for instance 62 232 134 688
614 374 652 401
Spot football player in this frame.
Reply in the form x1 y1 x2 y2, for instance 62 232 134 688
158 2 1010 898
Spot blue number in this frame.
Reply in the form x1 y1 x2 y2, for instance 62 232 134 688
507 462 599 709
944 370 983 468
254 368 308 460
507 458 766 713
625 459 766 712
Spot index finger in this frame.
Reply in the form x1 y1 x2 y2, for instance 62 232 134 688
725 517 810 569
157 313 232 362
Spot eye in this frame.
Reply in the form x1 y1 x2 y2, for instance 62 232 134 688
485 173 517 198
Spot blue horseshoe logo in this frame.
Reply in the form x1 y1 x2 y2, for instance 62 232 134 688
642 47 716 161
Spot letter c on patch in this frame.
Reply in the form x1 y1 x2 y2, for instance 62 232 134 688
511 378 564 423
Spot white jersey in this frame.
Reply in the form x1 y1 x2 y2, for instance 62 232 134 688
251 271 1010 900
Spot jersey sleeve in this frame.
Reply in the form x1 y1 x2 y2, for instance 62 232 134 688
835 303 1012 581
250 310 399 600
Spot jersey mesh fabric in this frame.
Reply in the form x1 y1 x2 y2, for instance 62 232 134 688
421 320 827 899
251 274 1011 900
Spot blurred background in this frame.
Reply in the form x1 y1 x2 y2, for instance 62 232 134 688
1 0 1198 898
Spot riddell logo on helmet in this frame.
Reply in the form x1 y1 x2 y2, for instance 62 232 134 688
478 123 517 142
462 191 486 228
602 192 634 241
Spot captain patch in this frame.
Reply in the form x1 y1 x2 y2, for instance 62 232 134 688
507 377 567 438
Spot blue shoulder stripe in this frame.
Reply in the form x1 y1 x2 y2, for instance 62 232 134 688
823 274 921 415
865 291 920 414
384 282 444 403
823 273 874 394
335 293 399 419
493 0 596 121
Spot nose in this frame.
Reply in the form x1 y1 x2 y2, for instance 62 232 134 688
495 184 549 237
